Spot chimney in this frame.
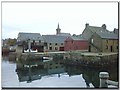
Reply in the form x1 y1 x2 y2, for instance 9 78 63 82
85 23 89 28
102 24 106 29
114 28 118 34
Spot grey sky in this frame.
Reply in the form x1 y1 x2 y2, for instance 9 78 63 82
2 2 118 39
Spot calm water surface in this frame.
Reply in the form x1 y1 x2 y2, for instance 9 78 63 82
2 55 118 88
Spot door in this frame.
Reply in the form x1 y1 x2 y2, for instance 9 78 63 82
59 47 64 51
110 46 113 52
89 46 91 52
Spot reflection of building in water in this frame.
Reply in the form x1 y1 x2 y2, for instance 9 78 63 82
65 66 82 77
44 61 64 75
16 59 118 87
16 60 65 82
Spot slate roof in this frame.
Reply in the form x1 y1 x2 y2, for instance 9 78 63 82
42 35 68 43
96 31 118 39
69 36 87 41
57 33 71 36
17 32 43 41
87 26 109 33
82 24 110 40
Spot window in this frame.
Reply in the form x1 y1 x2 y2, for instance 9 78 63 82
33 40 35 43
49 47 52 50
55 47 58 50
49 43 52 45
117 46 118 49
55 43 58 45
33 40 35 45
61 43 63 45
44 43 47 46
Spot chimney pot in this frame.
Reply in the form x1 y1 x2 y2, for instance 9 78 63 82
85 23 89 28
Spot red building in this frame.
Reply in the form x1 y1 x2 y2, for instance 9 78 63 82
64 36 88 51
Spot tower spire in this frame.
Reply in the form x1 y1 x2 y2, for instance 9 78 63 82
58 23 59 29
56 23 61 35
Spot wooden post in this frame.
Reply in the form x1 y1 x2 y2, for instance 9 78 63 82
99 72 109 88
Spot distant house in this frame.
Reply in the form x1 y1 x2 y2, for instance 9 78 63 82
64 36 88 51
82 23 109 41
42 35 68 52
17 32 44 52
89 31 118 52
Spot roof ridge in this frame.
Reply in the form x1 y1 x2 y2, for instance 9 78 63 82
19 32 40 34
88 26 101 28
95 31 118 39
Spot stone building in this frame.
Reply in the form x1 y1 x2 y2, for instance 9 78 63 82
17 32 45 52
82 23 118 52
42 35 67 52
89 31 118 52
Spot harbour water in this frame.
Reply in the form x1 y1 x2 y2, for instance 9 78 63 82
1 55 118 88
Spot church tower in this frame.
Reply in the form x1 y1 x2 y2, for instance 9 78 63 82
56 23 61 35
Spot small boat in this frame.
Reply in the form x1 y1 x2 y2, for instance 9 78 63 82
24 49 38 53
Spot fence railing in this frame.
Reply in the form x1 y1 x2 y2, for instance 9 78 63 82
99 72 118 88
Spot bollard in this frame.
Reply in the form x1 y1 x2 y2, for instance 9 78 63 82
99 72 109 88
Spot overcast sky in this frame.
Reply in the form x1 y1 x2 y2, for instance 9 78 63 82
2 2 118 39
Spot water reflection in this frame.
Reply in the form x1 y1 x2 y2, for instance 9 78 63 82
16 60 65 83
65 64 118 88
2 55 118 88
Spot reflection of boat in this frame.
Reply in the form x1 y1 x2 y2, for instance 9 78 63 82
43 60 52 62
42 57 53 60
24 49 38 53
42 56 53 62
